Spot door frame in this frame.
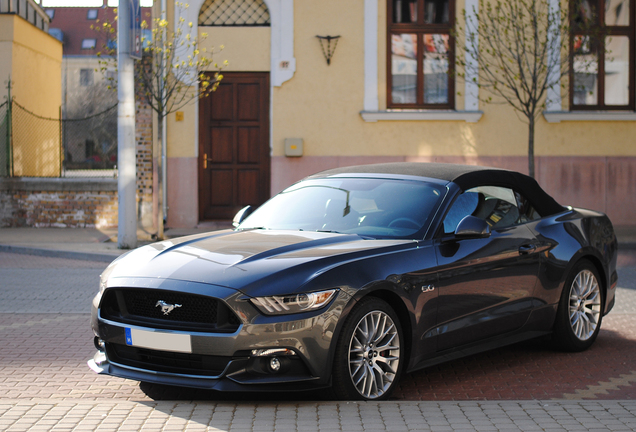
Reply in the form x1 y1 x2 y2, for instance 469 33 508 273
198 72 271 221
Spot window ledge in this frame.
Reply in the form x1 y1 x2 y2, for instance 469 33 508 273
543 111 636 123
361 110 483 123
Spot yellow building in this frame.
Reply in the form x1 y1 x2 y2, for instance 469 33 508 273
0 0 63 177
162 0 635 227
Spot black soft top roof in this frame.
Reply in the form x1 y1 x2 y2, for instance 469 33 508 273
312 162 566 217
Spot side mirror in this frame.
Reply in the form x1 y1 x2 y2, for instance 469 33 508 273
232 205 253 228
455 215 491 238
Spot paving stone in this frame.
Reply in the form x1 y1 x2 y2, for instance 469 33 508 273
1 253 636 430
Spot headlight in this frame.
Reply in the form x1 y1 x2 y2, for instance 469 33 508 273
99 279 107 294
250 289 338 315
98 263 116 294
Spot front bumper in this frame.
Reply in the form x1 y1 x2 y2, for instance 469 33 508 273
89 277 352 391
88 351 327 392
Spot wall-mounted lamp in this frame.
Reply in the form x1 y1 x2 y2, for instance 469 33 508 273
316 35 341 65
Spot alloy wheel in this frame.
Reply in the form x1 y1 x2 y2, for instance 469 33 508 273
569 269 602 341
347 310 400 399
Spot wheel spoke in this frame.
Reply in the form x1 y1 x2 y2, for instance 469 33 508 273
375 359 397 374
373 315 388 344
375 333 397 351
367 314 378 344
353 364 367 386
570 309 579 324
364 364 375 397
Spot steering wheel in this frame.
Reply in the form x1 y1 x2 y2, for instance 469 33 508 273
388 217 420 229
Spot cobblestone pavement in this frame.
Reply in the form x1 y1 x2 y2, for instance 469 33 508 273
1 400 635 432
1 250 636 431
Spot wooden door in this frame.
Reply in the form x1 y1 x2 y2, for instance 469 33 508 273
199 73 270 220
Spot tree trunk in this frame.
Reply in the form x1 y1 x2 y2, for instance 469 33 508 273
156 113 164 240
528 116 535 179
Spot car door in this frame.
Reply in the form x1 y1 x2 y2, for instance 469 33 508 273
434 186 542 351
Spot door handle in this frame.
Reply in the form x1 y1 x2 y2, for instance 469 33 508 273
518 244 537 255
203 153 208 169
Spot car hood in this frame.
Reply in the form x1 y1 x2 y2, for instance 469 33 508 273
106 229 415 296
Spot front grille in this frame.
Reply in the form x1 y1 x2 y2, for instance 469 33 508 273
100 288 241 332
106 343 231 376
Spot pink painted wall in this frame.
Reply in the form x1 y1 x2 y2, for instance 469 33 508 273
166 157 199 228
166 156 635 226
271 156 636 226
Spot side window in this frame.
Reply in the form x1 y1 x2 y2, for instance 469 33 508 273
443 186 540 234
514 191 541 224
443 191 479 234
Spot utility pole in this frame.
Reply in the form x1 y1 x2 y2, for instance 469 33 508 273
117 0 137 249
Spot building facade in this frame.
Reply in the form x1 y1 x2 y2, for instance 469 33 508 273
161 0 635 228
0 0 62 177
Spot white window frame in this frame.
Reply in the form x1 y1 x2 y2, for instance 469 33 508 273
361 0 482 122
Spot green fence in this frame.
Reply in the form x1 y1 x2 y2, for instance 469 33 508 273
0 100 9 177
0 99 118 178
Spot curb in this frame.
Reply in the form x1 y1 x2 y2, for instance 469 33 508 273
0 244 121 263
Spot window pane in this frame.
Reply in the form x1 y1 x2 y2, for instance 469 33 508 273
573 0 598 27
444 186 522 233
80 69 94 87
393 0 418 23
573 36 598 105
605 0 629 25
81 38 96 49
423 34 449 104
392 34 418 104
605 36 630 105
424 0 449 24
465 186 520 229
241 178 445 239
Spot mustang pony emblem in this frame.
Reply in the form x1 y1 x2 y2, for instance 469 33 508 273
155 300 182 316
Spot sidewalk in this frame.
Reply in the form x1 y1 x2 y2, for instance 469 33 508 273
1 400 635 432
0 221 232 262
1 223 635 263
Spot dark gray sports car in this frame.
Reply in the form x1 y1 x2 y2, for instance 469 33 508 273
89 163 618 400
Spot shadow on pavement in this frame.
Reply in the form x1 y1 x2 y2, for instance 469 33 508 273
137 324 636 402
139 381 336 402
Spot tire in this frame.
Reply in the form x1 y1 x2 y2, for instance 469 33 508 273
332 297 404 400
552 259 604 352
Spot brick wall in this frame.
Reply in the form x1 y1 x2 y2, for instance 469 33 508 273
0 179 118 227
136 100 154 230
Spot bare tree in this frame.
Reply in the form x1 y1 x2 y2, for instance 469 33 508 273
454 0 596 178
94 3 225 238
65 75 118 171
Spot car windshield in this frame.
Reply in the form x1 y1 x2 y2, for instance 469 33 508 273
238 178 446 238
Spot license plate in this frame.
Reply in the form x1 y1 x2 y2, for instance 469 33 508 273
125 328 192 353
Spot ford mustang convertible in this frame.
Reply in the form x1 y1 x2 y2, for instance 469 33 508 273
88 163 618 400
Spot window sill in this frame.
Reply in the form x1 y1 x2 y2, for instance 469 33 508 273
360 110 483 123
543 111 636 123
